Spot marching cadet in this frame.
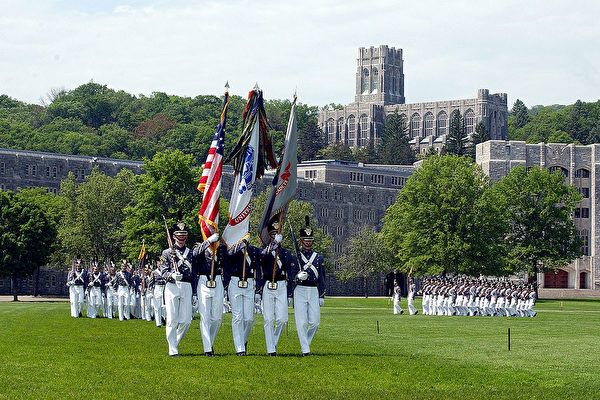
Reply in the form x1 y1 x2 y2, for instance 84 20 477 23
151 258 166 327
225 239 262 356
129 266 141 319
407 277 418 315
142 266 154 322
161 219 217 357
116 260 131 321
66 257 87 318
392 281 403 315
86 264 104 318
105 263 118 319
196 237 226 357
291 217 325 356
259 221 294 357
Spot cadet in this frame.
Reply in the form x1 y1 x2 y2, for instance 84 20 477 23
225 239 262 356
407 277 418 315
105 264 118 319
142 266 154 322
196 237 226 356
151 258 167 327
116 260 131 321
86 264 104 318
161 219 216 357
259 222 294 356
66 257 87 318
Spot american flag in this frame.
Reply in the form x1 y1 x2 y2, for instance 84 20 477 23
198 91 229 241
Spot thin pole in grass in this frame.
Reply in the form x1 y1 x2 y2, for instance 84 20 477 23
508 327 511 351
377 320 380 334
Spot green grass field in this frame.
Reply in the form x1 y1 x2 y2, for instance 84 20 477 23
1 298 599 399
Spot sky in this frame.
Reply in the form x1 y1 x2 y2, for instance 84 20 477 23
1 0 599 108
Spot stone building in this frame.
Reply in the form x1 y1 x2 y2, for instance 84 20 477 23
318 45 509 152
0 148 414 297
477 140 600 298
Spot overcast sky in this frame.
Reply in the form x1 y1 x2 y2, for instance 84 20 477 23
1 0 599 108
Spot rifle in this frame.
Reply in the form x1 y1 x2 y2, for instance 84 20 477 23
162 215 179 274
267 212 284 290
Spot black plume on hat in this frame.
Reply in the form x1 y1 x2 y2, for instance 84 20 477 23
300 215 314 239
172 210 188 234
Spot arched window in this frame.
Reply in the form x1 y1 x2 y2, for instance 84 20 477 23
361 68 369 94
326 118 335 143
464 109 475 134
410 113 421 138
575 168 590 178
359 114 369 146
371 68 379 93
549 166 569 178
337 118 344 142
347 115 356 145
424 113 434 136
437 111 448 136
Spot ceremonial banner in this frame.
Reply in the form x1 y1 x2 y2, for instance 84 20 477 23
222 89 276 247
137 239 147 271
197 90 229 240
259 96 298 245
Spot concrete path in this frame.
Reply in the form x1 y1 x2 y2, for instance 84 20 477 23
0 295 68 302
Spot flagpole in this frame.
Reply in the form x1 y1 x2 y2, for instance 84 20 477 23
271 210 285 286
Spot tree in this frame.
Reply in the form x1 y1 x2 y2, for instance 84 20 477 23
353 141 378 163
122 150 203 260
378 112 415 164
318 142 354 161
297 117 325 162
490 166 582 285
58 168 136 264
337 226 394 297
381 155 505 277
512 99 529 129
0 190 56 301
467 121 490 160
445 111 468 156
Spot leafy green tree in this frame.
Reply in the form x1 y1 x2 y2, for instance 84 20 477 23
58 168 136 264
337 226 394 297
381 155 505 277
490 166 582 284
378 112 415 164
467 121 490 160
0 190 56 301
318 142 354 161
445 111 468 156
511 99 529 129
122 150 203 260
353 141 379 163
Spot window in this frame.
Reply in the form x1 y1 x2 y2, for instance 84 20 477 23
353 193 363 203
390 176 406 186
367 210 376 221
580 187 590 198
347 115 356 141
359 114 369 146
370 174 384 184
410 113 421 138
326 119 335 143
334 191 342 201
575 208 590 218
320 189 329 200
24 164 30 176
424 113 434 136
578 230 590 256
464 109 475 134
366 193 374 203
52 166 58 178
575 169 590 178
549 166 569 178
304 170 317 179
320 208 330 217
350 172 364 182
47 187 58 195
437 111 448 136
371 68 379 92
336 226 344 236
46 166 51 178
337 118 344 142
50 275 57 287
353 209 363 220
334 243 343 253
361 68 369 93
0 162 5 175
322 225 328 235
335 208 344 218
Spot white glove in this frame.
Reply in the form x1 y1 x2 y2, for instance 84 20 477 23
208 233 219 243
254 293 262 304
287 297 294 307
88 282 94 287
319 298 324 307
297 271 308 281
173 272 183 281
274 233 283 244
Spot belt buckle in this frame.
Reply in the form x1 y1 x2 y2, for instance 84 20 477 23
267 281 278 290
238 280 248 289
206 280 216 289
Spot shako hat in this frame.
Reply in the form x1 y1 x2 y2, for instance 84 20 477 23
299 215 314 240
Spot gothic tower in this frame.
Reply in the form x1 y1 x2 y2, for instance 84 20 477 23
355 45 405 105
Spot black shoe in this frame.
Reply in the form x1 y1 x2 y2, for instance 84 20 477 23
157 325 161 328
268 352 277 357
400 310 404 315
415 310 419 315
170 354 179 357
302 352 311 357
205 351 214 357
236 351 246 356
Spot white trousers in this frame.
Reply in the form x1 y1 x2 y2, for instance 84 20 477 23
197 275 224 353
87 287 102 318
153 285 165 326
294 285 320 354
106 287 117 319
407 294 417 315
422 294 429 315
130 289 141 319
117 286 130 321
69 285 84 317
164 281 192 356
262 281 288 354
143 292 154 321
228 277 255 353
393 295 403 315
